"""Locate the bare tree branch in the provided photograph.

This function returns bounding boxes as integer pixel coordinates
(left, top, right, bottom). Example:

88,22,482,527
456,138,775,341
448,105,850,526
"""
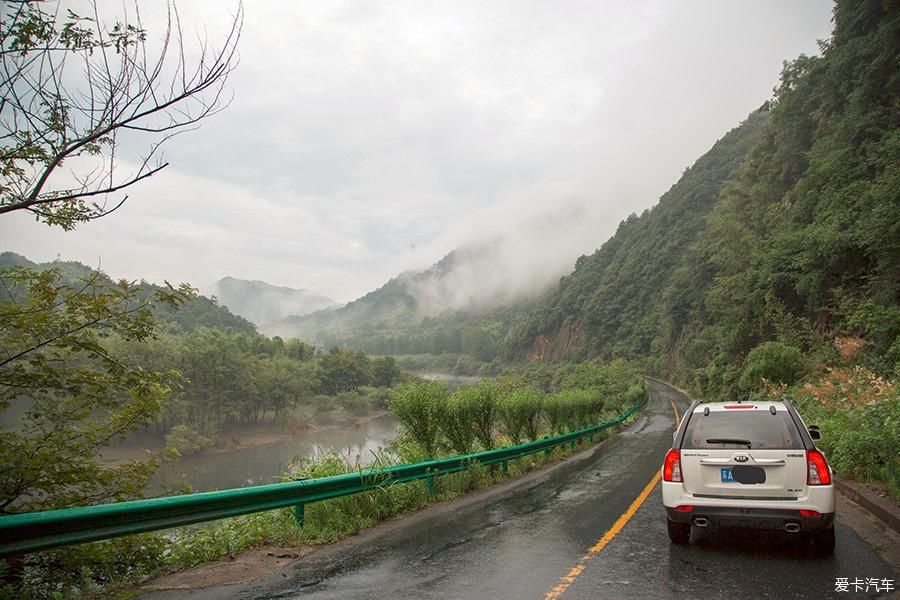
0,0,243,229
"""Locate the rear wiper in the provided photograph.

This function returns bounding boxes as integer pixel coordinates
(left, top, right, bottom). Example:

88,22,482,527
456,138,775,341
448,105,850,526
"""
706,438,752,448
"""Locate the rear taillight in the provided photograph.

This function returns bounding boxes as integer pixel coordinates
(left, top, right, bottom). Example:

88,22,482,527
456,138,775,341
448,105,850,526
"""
799,509,822,517
807,449,832,485
674,505,694,512
663,449,682,482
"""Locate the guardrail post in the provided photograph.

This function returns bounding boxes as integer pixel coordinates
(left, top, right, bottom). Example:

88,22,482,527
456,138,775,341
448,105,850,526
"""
294,503,304,529
502,460,508,475
426,470,435,497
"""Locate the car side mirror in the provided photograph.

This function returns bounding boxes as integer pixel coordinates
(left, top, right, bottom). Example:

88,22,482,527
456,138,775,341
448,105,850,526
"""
809,426,821,441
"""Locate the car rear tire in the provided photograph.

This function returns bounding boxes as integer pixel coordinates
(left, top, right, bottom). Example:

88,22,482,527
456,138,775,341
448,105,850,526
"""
809,526,835,557
667,519,690,545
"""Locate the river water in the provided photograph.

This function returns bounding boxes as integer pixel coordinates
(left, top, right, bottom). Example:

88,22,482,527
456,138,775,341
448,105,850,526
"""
104,414,400,495
107,373,474,495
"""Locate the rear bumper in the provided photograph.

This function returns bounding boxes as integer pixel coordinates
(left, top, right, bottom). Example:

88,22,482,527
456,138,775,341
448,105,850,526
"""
665,505,834,531
661,479,835,531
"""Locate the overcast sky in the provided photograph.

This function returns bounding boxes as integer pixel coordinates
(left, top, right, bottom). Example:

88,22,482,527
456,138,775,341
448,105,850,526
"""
1,0,834,303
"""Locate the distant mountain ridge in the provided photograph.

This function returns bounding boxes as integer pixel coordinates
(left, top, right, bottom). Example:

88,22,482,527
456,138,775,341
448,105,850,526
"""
1,252,257,335
258,241,549,347
212,277,340,327
260,202,602,347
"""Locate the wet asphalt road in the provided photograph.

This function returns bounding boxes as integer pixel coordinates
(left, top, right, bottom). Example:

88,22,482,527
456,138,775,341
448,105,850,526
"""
145,380,898,599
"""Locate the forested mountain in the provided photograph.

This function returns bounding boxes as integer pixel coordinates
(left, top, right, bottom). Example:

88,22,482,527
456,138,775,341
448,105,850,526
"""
211,276,340,327
0,252,257,335
261,245,543,361
503,112,769,364
504,0,899,396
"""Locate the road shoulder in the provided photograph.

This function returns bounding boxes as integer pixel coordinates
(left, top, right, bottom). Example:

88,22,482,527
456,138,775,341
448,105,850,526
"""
836,489,900,591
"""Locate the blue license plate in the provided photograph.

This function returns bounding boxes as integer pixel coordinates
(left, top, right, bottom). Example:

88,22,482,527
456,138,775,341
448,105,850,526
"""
721,467,735,482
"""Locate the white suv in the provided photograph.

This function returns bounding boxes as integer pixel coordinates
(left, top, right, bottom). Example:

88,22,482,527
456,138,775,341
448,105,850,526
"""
661,399,835,555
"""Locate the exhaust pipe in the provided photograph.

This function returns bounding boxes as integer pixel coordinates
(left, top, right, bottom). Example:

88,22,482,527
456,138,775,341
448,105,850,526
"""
784,522,801,533
694,517,709,527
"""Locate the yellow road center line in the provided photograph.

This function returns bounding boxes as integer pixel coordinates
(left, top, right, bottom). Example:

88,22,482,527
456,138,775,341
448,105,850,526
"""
544,472,660,600
544,395,682,600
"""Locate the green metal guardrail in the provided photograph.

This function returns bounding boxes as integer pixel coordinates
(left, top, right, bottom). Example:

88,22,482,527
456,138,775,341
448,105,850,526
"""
0,394,647,557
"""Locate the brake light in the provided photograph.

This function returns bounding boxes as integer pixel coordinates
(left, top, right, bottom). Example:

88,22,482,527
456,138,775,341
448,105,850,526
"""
663,449,682,482
724,404,754,409
674,505,694,512
807,449,832,485
799,509,822,517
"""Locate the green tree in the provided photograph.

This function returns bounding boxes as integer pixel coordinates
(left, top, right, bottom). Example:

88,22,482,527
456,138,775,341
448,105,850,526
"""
388,380,446,457
317,348,372,395
0,267,192,512
0,0,242,516
739,341,806,391
371,356,401,387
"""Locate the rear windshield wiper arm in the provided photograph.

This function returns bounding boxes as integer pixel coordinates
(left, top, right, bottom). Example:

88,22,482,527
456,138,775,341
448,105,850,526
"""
705,438,752,448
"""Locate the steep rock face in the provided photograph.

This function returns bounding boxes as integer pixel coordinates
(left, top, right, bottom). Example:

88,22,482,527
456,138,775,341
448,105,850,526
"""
528,319,582,362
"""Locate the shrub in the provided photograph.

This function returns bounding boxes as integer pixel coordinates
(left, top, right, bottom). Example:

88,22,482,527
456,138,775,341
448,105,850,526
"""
440,391,479,454
772,367,900,500
497,388,544,444
165,424,215,455
452,381,499,450
739,341,805,391
388,380,447,457
542,393,574,434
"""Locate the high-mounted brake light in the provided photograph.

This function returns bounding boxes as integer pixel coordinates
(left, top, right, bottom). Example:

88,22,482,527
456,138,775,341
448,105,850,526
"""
724,404,755,409
663,449,682,482
807,449,832,485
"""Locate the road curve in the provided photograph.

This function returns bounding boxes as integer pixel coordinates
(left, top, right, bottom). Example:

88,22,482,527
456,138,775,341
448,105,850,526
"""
140,380,897,599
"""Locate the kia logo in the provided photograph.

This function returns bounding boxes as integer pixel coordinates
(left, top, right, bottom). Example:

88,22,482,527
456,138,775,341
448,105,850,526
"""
735,455,749,463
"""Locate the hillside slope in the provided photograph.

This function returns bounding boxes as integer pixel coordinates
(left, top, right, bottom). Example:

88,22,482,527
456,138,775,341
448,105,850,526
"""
504,0,899,396
261,244,544,360
503,111,769,364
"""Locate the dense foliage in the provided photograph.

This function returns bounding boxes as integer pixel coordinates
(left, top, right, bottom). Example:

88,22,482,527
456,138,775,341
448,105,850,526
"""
388,361,646,457
504,0,899,395
0,267,193,513
764,364,899,497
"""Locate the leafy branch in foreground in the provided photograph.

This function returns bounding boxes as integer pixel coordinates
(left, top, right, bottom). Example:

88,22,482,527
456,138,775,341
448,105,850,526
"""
0,266,195,513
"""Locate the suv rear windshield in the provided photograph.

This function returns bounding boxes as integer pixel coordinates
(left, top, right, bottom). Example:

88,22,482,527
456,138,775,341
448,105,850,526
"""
681,410,803,450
